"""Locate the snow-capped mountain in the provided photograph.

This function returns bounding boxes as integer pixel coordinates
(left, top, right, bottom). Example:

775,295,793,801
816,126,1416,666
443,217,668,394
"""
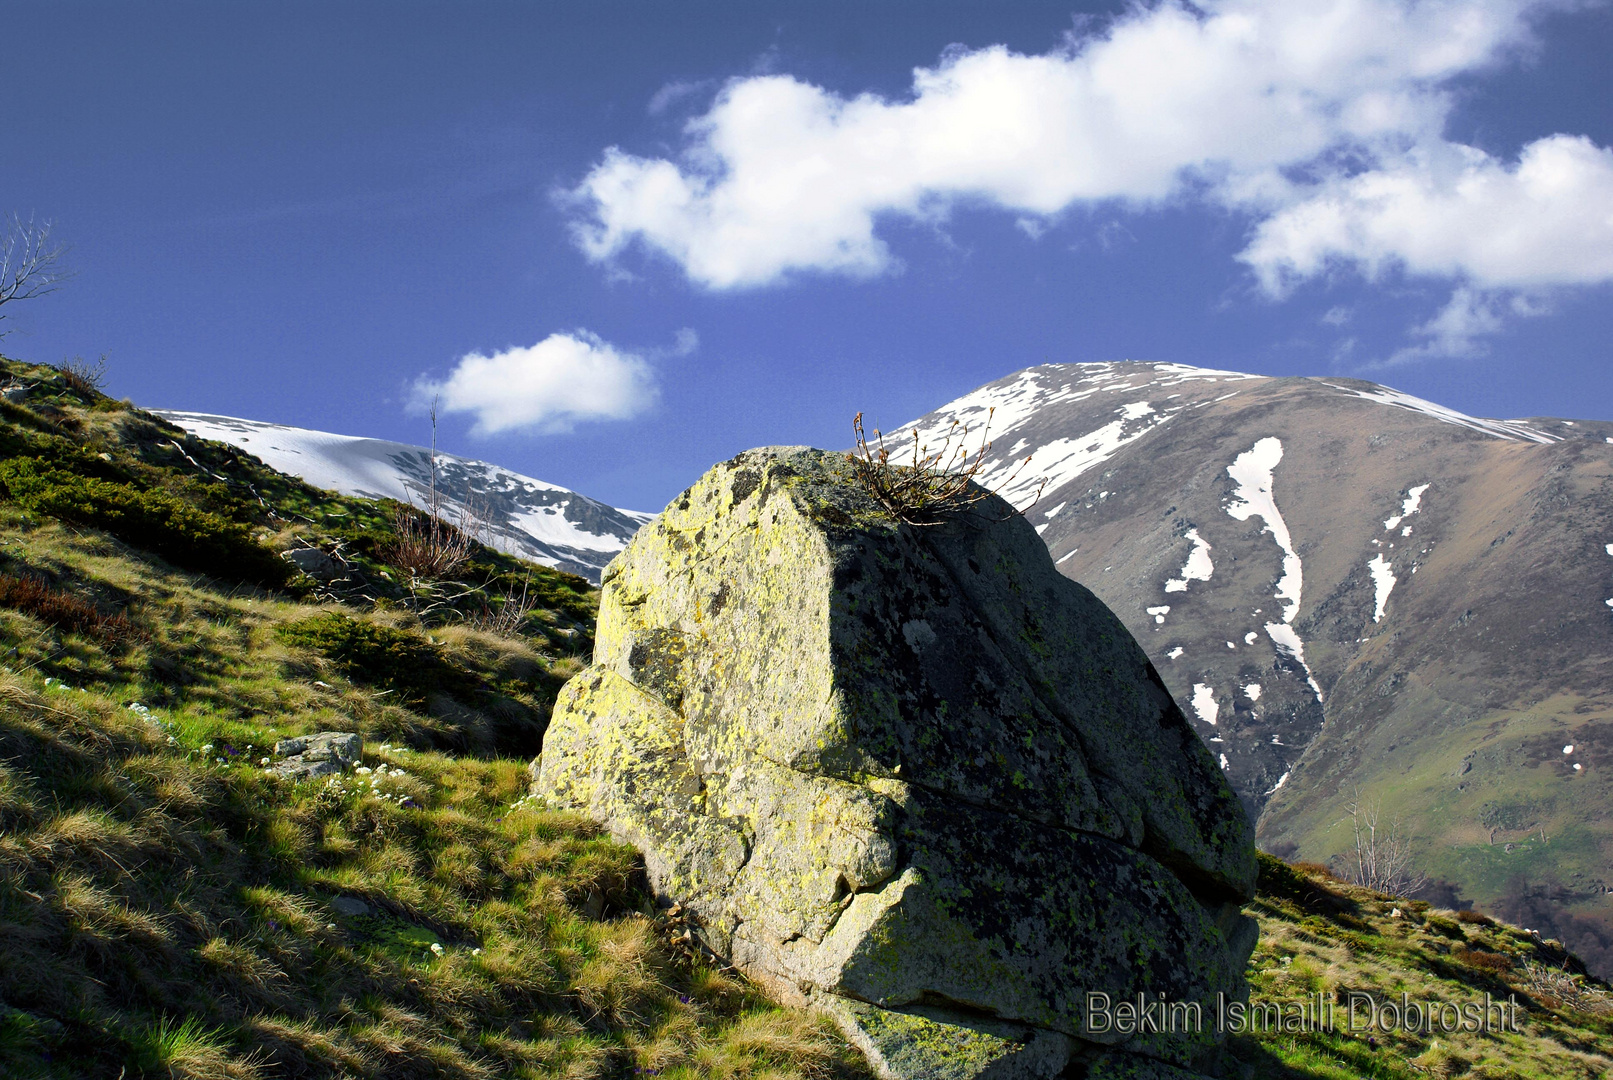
898,362,1613,960
155,412,653,582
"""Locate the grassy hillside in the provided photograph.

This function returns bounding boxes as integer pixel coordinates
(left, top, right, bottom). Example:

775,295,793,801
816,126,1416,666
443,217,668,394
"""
1231,855,1613,1079
0,358,864,1079
2,355,1612,1079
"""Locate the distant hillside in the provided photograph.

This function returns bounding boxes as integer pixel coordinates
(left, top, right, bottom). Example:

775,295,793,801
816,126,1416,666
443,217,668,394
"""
155,411,653,583
900,361,1613,973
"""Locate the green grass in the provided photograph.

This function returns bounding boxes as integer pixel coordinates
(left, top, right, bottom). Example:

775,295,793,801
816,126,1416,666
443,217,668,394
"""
0,355,866,1079
3,352,1612,1079
1229,854,1613,1078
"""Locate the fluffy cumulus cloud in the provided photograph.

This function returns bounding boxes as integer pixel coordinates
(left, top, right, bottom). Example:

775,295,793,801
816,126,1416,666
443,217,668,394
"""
566,0,1613,356
415,331,658,436
1242,135,1613,293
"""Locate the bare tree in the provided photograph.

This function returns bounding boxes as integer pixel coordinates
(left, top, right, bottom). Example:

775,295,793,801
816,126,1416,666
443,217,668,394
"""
1343,794,1428,897
0,215,73,336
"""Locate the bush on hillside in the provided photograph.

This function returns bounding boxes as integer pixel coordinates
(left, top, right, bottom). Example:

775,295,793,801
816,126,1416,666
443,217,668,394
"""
0,457,290,588
277,613,470,703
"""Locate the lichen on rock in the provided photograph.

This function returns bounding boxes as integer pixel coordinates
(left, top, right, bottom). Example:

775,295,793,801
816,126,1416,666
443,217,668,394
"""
531,447,1257,1079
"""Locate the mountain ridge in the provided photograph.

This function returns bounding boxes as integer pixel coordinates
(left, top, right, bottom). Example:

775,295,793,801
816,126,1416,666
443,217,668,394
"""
898,361,1613,972
154,411,652,583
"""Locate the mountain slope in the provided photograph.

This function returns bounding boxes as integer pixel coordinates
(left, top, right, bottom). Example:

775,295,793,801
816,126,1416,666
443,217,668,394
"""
898,361,1613,969
155,412,653,583
0,357,866,1080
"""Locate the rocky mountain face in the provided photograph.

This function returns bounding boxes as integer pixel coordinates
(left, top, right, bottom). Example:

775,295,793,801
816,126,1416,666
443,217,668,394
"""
155,411,652,582
533,447,1257,1080
897,362,1613,969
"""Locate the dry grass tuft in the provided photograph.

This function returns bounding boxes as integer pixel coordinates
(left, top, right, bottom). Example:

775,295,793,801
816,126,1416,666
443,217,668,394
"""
0,571,137,643
849,410,1046,525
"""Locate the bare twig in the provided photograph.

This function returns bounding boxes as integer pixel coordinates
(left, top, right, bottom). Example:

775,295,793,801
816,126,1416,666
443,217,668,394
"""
55,355,105,396
464,576,539,635
378,400,478,587
0,215,74,336
1342,793,1428,898
850,409,1047,525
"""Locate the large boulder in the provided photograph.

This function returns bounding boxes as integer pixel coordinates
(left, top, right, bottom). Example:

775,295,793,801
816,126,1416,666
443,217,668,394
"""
532,447,1257,1078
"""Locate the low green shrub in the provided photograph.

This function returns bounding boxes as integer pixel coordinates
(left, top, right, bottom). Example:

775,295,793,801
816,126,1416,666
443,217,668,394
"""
0,457,289,587
277,613,470,703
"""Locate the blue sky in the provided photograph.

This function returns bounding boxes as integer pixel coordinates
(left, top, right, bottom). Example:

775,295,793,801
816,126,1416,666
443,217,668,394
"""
3,0,1610,511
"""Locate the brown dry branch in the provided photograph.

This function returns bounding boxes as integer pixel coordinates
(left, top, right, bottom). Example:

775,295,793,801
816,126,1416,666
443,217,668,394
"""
1342,794,1428,898
380,503,476,582
378,400,484,586
850,409,1047,525
55,355,106,397
0,214,74,336
463,576,540,636
1519,959,1610,1013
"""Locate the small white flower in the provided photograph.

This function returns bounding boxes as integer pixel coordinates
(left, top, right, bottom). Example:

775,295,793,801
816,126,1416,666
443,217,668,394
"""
430,942,444,956
259,757,271,766
355,766,373,775
472,948,482,956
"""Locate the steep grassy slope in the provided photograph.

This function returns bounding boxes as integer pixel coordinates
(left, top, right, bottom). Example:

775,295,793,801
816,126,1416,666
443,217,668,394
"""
1231,856,1613,1079
4,354,1613,1079
0,358,866,1079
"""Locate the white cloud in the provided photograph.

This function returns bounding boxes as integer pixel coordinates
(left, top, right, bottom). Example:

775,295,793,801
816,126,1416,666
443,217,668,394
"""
648,80,709,117
1387,287,1506,363
566,0,1562,290
415,330,659,436
1241,135,1613,294
1378,285,1552,364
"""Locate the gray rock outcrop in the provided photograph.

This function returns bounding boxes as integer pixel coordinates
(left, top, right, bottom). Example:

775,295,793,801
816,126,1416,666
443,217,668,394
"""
281,547,342,582
271,731,361,779
532,447,1257,1078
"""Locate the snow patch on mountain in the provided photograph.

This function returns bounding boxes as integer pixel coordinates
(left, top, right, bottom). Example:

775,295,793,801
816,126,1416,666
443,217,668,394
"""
1606,544,1613,611
155,412,653,582
1324,384,1557,444
1164,528,1214,593
1368,553,1396,623
1267,623,1325,701
1191,684,1219,726
892,362,1252,507
1226,438,1302,621
988,409,1174,506
1222,437,1324,703
1384,483,1430,530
